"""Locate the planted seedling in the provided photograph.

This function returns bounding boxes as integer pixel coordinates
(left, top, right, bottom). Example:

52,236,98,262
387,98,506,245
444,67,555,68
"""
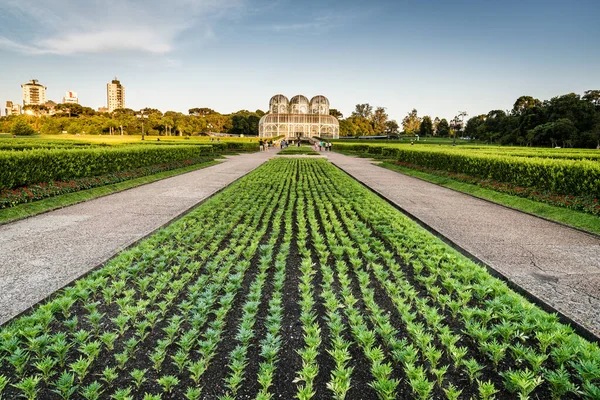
52,371,77,400
157,375,179,393
12,376,41,400
130,369,147,390
80,381,103,400
477,379,499,400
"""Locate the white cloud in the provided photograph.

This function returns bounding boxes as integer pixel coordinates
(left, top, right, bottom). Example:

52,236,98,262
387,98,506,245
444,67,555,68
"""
0,0,244,55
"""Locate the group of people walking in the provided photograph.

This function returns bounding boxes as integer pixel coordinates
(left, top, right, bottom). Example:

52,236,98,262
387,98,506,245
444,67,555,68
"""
259,138,332,152
313,141,333,151
258,139,273,151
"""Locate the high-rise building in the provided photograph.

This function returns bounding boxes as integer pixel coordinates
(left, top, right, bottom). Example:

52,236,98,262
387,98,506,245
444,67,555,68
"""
21,79,47,106
5,101,22,116
107,78,125,112
63,91,79,104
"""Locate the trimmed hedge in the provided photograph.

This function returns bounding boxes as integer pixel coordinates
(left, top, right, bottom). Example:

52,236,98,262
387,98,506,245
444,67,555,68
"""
337,144,600,198
0,145,214,190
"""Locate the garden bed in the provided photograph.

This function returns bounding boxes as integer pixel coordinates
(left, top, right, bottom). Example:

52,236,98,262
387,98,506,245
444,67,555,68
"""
0,159,598,399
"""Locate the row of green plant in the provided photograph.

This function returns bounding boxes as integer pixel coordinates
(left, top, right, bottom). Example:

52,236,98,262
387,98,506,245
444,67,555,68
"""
1,158,599,399
0,159,296,399
307,159,600,399
385,161,600,217
335,143,600,198
0,157,215,209
0,145,216,190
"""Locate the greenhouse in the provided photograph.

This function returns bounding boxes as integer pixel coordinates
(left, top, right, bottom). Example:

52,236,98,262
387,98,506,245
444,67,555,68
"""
258,94,340,139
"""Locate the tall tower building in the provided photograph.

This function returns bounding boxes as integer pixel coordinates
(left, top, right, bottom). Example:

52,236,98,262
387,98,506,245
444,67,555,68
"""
63,91,79,104
21,79,47,106
107,78,125,112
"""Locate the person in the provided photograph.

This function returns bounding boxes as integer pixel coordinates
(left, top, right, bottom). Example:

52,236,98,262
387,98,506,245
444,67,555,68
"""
259,139,264,152
328,142,332,151
297,140,301,147
318,141,322,151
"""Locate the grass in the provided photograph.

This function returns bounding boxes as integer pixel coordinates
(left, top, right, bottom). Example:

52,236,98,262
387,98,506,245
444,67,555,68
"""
379,161,600,236
0,159,220,225
0,134,262,145
278,146,321,155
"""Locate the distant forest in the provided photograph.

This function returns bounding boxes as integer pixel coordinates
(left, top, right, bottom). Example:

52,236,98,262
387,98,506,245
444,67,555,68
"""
2,90,599,147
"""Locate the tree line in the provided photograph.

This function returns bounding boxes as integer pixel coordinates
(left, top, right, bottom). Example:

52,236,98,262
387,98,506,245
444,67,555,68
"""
3,90,599,147
0,105,265,137
335,90,600,148
464,91,600,148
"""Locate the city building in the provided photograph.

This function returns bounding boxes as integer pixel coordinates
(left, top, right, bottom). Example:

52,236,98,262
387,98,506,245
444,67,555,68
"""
5,101,22,116
258,94,339,139
63,91,79,104
107,78,125,112
97,107,109,113
21,79,47,106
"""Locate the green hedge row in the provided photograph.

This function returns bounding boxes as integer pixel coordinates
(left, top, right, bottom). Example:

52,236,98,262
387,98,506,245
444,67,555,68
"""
337,144,600,198
0,145,215,190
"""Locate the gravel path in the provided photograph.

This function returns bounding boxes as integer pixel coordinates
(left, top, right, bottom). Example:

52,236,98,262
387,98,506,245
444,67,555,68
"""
326,152,600,338
0,151,276,326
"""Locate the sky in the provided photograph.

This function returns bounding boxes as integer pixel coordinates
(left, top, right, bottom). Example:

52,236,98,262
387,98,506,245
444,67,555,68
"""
0,0,598,122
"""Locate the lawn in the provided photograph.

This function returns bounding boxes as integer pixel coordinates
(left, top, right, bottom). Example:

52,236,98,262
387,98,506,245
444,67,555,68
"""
0,159,598,399
278,146,321,155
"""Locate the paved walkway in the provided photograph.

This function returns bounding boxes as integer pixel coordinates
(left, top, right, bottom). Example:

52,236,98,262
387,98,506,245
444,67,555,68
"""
326,152,600,338
0,151,277,326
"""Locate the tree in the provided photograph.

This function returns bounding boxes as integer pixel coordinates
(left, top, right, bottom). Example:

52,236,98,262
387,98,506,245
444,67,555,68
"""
527,118,577,147
372,107,388,134
188,108,217,116
465,115,486,139
329,109,343,119
402,109,421,134
450,116,463,140
433,117,440,135
583,90,600,107
230,115,249,135
11,117,36,135
352,104,373,120
437,118,450,137
40,117,61,135
384,120,399,135
419,116,433,137
512,96,541,116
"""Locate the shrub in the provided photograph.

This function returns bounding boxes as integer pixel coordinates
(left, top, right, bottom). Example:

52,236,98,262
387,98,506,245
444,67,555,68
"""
10,118,36,136
0,145,212,190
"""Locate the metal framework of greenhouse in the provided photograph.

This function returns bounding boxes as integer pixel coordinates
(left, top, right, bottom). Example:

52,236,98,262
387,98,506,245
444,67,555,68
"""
259,94,340,140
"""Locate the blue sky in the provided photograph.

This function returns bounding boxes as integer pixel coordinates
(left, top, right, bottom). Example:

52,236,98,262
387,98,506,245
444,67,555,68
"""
0,0,598,122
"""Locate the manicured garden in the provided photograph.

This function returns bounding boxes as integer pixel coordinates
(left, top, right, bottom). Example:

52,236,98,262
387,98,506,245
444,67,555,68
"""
0,137,258,221
1,158,598,399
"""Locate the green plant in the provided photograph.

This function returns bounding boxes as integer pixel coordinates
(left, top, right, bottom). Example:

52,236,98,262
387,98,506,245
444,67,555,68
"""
157,375,179,393
477,379,499,400
443,383,462,400
544,366,578,400
130,369,147,390
52,371,77,400
12,376,41,400
463,358,484,383
501,368,543,400
80,381,103,400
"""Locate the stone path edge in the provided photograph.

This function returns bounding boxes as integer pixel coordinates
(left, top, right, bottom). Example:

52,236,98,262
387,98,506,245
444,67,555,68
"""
0,159,223,228
0,162,253,329
330,161,600,344
375,160,600,240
